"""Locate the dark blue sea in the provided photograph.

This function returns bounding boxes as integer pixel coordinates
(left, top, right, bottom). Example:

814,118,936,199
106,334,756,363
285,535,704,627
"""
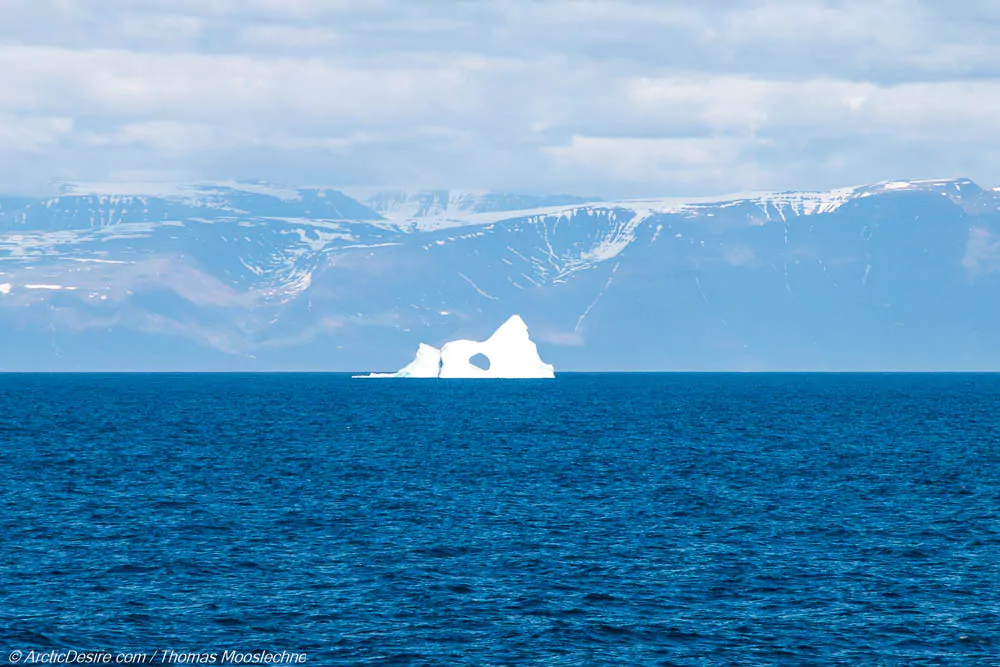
1,373,999,666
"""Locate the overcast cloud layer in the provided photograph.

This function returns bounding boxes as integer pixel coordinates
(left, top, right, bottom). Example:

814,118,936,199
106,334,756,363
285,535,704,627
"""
2,0,1000,197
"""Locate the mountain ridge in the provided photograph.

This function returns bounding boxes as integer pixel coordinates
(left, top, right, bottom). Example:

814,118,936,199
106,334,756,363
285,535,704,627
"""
1,177,998,371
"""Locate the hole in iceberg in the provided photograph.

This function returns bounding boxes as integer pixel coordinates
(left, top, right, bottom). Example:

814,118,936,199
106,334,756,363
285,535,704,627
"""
469,353,491,371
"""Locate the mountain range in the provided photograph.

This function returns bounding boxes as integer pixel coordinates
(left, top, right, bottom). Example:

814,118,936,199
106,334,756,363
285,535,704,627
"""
1,177,999,371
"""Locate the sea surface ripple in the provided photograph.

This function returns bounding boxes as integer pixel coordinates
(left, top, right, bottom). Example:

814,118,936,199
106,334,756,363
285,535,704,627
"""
1,373,998,665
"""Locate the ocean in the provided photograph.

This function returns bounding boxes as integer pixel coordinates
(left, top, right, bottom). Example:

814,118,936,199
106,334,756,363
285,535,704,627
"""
1,373,998,665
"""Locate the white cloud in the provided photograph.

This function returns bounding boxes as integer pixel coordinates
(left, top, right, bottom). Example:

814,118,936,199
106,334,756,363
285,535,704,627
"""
238,24,341,50
0,115,74,152
962,227,1000,277
625,76,1000,142
0,0,998,195
544,135,757,187
0,45,494,128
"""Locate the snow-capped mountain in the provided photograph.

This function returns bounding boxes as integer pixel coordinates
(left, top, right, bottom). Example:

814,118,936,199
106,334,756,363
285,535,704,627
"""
353,189,600,231
1,178,998,370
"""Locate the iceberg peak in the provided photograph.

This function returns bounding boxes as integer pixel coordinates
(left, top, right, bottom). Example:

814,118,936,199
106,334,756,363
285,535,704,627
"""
357,315,554,379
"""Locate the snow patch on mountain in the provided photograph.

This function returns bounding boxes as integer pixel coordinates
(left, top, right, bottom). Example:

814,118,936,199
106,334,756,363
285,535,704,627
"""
63,180,304,202
352,186,869,235
355,190,601,232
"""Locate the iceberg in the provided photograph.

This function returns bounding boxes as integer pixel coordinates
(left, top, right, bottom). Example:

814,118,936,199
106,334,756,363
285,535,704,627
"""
439,315,554,378
363,342,441,378
356,315,554,379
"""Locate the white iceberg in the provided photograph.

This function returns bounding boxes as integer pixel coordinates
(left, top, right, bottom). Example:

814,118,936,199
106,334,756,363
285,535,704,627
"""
356,315,554,379
363,342,442,378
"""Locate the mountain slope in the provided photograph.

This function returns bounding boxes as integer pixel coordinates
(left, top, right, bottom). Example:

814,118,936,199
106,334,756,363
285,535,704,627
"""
1,178,998,370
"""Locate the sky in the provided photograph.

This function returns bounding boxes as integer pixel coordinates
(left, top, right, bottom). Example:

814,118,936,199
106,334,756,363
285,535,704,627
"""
2,0,1000,198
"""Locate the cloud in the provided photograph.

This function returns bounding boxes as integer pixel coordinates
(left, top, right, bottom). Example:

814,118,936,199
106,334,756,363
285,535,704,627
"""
0,0,999,196
722,245,756,267
626,76,1000,141
0,115,74,152
543,136,762,191
962,227,1000,277
533,329,585,347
